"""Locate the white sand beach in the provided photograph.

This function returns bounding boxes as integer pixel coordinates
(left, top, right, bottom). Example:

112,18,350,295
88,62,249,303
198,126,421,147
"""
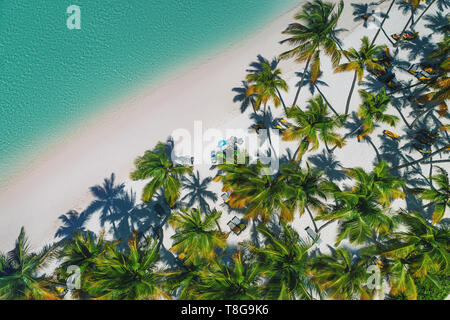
0,0,448,258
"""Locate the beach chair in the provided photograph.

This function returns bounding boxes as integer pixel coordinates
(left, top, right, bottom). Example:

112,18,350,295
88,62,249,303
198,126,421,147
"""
221,191,232,203
416,144,431,154
227,216,246,235
408,63,421,76
305,226,322,245
383,130,400,140
211,151,217,164
391,31,418,41
373,48,392,68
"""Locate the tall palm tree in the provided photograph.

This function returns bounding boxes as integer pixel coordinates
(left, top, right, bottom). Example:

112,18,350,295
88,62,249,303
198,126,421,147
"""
246,61,289,118
244,223,321,300
214,161,294,223
334,36,386,115
55,230,109,299
130,142,193,207
411,166,449,224
195,250,263,300
0,227,59,300
357,88,399,139
89,233,168,300
86,173,125,234
371,0,396,45
283,95,346,161
375,210,450,299
280,161,337,231
279,0,344,107
309,248,376,300
168,208,227,265
316,161,405,245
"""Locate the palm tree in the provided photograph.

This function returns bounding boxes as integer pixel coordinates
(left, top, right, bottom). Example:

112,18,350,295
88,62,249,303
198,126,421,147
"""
194,250,263,300
371,0,396,45
214,161,294,223
411,166,449,224
244,223,321,300
316,161,405,245
375,210,450,299
86,173,125,234
309,248,376,300
0,227,59,300
55,230,109,299
89,233,168,300
357,88,399,139
130,142,193,207
163,258,208,299
334,36,386,115
168,208,227,265
279,0,344,106
181,171,218,213
280,161,337,231
282,95,346,161
246,60,289,118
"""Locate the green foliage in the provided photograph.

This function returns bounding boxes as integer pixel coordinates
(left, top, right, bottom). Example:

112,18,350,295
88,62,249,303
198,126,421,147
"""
130,142,193,206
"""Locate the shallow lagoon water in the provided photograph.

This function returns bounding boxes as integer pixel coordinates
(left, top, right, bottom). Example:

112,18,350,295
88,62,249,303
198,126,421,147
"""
0,0,296,183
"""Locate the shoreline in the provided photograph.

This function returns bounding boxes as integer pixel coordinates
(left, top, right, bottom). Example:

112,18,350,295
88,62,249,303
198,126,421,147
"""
0,1,299,188
0,1,306,251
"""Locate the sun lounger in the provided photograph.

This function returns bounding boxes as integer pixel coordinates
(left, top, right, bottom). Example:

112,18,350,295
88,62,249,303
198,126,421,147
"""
305,226,322,245
383,130,399,140
391,31,418,41
221,191,232,203
227,216,246,235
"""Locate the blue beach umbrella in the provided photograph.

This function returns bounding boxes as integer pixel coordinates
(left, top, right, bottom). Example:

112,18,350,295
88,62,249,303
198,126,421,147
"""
218,140,227,148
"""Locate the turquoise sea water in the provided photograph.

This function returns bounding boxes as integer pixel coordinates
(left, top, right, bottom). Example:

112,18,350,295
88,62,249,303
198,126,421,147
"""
0,0,297,183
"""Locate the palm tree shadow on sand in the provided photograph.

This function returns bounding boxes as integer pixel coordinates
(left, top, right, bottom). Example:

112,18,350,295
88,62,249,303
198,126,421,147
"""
180,171,218,213
54,210,91,241
350,2,383,28
84,173,125,235
423,11,450,35
307,149,347,182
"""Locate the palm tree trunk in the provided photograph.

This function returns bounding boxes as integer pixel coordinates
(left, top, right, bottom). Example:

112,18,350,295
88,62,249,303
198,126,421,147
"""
371,0,396,45
394,11,414,47
422,159,450,165
318,219,334,232
410,105,435,128
276,88,287,114
344,72,358,115
314,83,340,116
393,105,411,129
381,26,395,46
366,136,382,162
306,207,319,233
262,103,267,127
393,145,449,170
411,0,436,29
292,57,312,107
429,156,433,184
